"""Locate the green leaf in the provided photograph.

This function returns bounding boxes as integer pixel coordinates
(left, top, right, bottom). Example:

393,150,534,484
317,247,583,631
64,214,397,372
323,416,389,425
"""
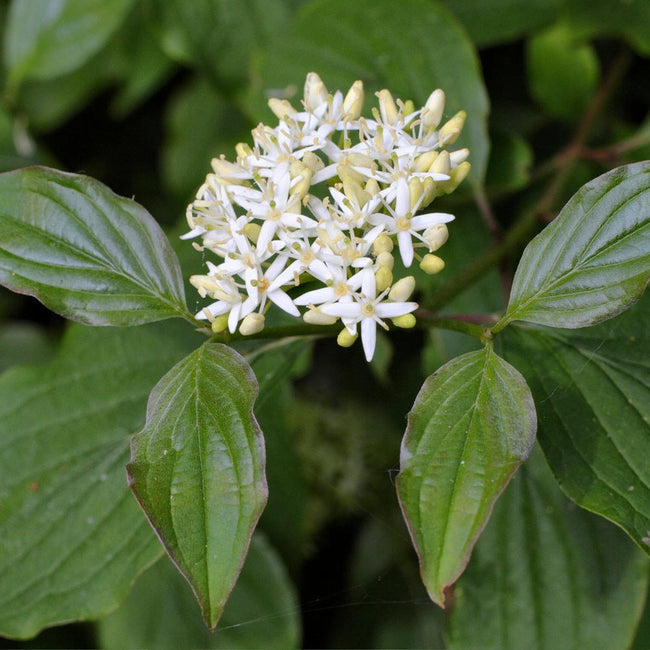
396,346,536,606
441,0,558,47
0,321,199,639
152,0,290,89
251,0,490,186
500,162,650,330
4,0,135,88
527,24,600,122
127,343,268,630
448,447,650,650
0,167,189,326
0,321,55,372
500,293,650,554
563,0,650,56
97,533,301,649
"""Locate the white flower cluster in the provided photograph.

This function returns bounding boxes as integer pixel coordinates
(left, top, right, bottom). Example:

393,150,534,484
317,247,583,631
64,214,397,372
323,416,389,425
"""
184,72,470,361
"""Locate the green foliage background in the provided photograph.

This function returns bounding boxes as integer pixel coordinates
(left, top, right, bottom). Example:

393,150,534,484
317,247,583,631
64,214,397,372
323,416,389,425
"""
1,0,650,648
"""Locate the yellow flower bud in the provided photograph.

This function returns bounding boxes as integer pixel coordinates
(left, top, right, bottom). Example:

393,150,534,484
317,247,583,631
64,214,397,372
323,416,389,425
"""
337,328,358,348
268,98,296,120
343,80,364,120
439,110,466,146
376,89,399,124
450,148,470,167
243,222,261,244
420,254,446,274
402,99,416,116
235,142,252,158
389,276,416,301
302,151,325,173
303,307,338,325
392,313,417,329
365,178,380,196
430,150,450,175
373,233,394,255
211,314,229,333
423,223,449,252
239,312,265,336
304,72,328,110
375,266,393,292
376,251,394,270
422,89,445,129
414,150,439,173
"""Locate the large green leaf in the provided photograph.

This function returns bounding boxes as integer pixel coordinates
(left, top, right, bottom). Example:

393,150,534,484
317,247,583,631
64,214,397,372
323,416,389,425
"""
127,343,268,630
152,0,290,89
448,448,650,650
0,167,189,326
3,0,135,88
500,293,650,554
396,346,536,606
97,533,301,649
442,0,558,47
250,0,490,186
499,162,650,331
527,23,600,122
0,321,199,639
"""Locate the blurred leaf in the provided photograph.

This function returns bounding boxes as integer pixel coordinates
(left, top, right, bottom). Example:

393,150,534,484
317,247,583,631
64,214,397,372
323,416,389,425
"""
449,447,650,650
162,77,250,201
0,321,55,372
152,0,291,89
527,23,600,121
441,0,559,47
502,162,650,330
4,0,135,89
251,0,490,186
0,321,199,639
97,533,301,649
501,292,650,555
485,128,534,192
397,346,536,605
0,167,189,326
128,343,267,629
0,109,52,171
563,0,650,56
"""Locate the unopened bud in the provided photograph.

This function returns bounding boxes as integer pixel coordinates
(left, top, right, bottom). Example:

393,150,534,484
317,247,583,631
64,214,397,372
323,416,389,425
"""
439,110,466,145
235,142,252,158
337,328,358,348
343,80,364,120
243,222,261,244
303,307,337,325
268,98,296,120
376,89,399,124
392,313,417,329
373,233,394,255
408,178,424,210
365,177,380,196
422,89,445,128
421,177,436,207
402,99,415,116
290,159,313,198
420,254,446,274
423,223,449,251
450,148,470,167
239,312,265,336
211,314,229,333
302,151,325,173
376,251,394,270
414,150,439,173
375,266,393,292
389,276,416,301
337,164,365,186
304,72,328,110
430,150,450,175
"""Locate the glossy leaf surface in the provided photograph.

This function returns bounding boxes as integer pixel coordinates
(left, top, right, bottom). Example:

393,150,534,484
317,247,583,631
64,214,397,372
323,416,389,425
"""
397,346,536,606
0,167,188,326
449,448,649,649
503,162,650,329
128,343,267,629
501,293,650,554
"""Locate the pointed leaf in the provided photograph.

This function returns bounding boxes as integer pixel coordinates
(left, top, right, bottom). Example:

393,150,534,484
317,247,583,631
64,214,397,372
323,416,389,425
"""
127,343,267,629
502,162,650,329
397,346,536,606
0,167,189,325
449,448,649,650
97,533,301,649
0,321,198,639
501,292,650,554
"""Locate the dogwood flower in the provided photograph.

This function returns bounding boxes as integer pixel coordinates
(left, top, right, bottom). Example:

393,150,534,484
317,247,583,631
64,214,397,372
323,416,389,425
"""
184,72,470,360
